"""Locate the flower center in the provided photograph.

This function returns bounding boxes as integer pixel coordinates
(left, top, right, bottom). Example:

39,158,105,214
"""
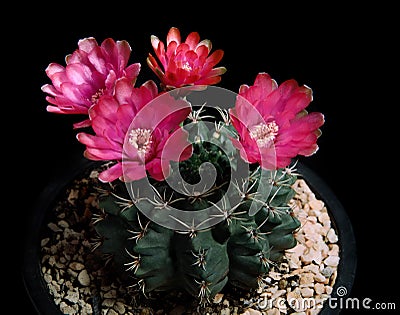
91,88,104,105
249,121,279,147
129,128,153,157
182,61,192,71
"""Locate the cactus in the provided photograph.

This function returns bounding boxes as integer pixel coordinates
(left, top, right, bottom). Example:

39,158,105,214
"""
41,29,324,308
92,116,301,304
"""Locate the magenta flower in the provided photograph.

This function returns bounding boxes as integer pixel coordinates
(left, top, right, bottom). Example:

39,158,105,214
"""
147,27,226,89
42,37,141,128
77,78,192,182
229,73,325,169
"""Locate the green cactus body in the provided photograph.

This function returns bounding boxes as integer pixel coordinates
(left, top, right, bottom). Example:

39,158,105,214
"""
93,119,301,304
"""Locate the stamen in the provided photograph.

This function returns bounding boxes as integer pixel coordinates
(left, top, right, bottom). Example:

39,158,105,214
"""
182,61,192,71
249,121,279,147
91,88,104,105
129,128,153,157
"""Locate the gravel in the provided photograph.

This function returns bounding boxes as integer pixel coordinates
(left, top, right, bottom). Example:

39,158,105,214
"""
39,166,340,314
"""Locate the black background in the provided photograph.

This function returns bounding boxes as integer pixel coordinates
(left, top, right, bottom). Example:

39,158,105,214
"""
10,3,398,314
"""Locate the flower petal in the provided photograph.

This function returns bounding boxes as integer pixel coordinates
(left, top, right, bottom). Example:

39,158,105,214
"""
146,158,171,181
122,160,147,181
160,128,192,162
185,31,200,49
98,162,123,182
167,27,181,45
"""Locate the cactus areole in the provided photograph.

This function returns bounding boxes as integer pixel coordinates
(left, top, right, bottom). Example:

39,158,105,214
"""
41,28,325,305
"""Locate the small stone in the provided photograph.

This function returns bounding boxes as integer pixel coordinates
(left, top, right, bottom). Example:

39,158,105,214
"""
245,309,262,315
81,302,93,314
278,278,288,289
301,248,321,265
290,243,307,257
306,216,318,224
103,289,117,299
321,266,334,277
213,293,224,303
47,222,62,232
324,255,340,267
65,289,79,303
266,309,280,315
309,199,324,210
304,237,318,248
107,309,118,315
288,258,301,269
55,262,65,269
41,237,50,247
299,273,314,287
302,264,319,274
262,276,273,285
65,280,73,290
328,244,340,256
114,301,126,314
77,269,90,286
43,273,52,283
90,170,99,178
69,261,85,271
327,228,339,243
318,212,331,225
49,281,61,298
300,287,314,298
58,219,70,228
48,256,56,266
141,308,152,315
59,301,76,314
102,299,115,307
319,241,330,258
269,271,282,281
314,283,325,295
68,189,79,205
271,289,286,299
325,285,333,294
221,308,230,315
313,272,327,283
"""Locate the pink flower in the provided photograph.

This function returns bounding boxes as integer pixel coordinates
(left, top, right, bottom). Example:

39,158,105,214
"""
77,78,192,182
42,37,141,128
229,73,325,169
147,27,226,89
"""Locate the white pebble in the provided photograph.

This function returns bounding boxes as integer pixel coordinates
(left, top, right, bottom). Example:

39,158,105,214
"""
327,228,339,243
77,269,90,286
324,255,340,267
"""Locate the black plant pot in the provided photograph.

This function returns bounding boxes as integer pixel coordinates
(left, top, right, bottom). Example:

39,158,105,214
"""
21,155,357,315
